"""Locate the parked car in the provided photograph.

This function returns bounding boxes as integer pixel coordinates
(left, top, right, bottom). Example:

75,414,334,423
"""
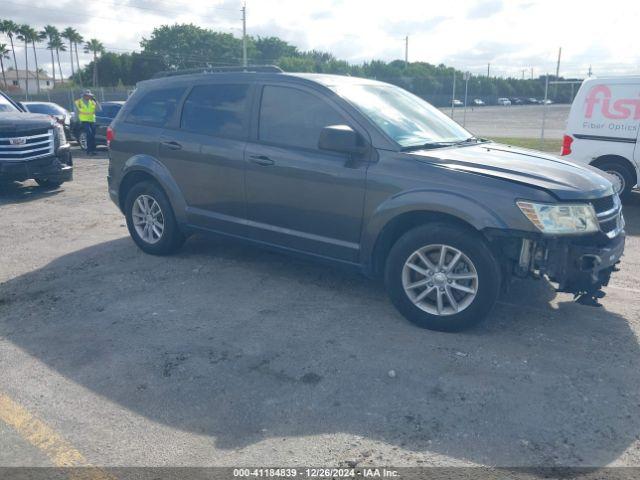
23,101,72,139
509,97,524,105
72,101,124,150
525,97,541,104
542,99,554,105
497,97,512,106
108,68,625,332
0,91,72,188
562,75,639,200
452,99,463,107
472,98,485,106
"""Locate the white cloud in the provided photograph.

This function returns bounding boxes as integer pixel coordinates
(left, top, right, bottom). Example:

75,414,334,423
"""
3,0,639,79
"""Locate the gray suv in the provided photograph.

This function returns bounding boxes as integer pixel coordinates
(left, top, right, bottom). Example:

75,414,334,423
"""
107,66,625,331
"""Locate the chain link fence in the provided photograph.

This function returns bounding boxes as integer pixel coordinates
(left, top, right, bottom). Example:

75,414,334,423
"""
19,86,133,111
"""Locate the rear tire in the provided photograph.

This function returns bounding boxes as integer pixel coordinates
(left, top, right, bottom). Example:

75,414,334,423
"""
596,161,635,201
34,178,62,188
384,223,501,332
124,181,185,255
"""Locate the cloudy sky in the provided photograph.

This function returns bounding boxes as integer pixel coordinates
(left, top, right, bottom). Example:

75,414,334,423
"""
3,0,639,79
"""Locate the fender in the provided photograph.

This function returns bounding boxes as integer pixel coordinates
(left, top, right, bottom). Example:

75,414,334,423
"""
120,154,189,225
360,188,509,264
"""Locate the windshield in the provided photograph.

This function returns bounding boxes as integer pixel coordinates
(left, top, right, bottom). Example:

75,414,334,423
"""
330,83,472,148
0,94,20,113
25,103,66,115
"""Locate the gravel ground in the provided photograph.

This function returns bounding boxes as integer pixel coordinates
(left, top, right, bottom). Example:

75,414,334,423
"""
0,150,639,469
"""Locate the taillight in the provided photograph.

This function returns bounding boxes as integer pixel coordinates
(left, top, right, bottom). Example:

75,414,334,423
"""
106,127,114,147
560,134,573,156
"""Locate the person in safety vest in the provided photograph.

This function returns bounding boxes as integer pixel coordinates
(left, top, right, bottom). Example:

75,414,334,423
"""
74,89,101,155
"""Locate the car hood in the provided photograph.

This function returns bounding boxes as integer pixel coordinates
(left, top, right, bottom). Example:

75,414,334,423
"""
0,112,53,134
407,142,614,200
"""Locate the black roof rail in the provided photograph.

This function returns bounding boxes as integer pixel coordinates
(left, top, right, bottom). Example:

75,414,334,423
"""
152,65,284,79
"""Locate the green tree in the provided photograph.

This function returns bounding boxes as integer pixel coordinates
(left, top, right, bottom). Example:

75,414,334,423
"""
41,25,59,85
84,38,105,87
141,24,243,70
16,24,37,95
0,20,19,79
72,31,84,86
0,43,9,89
60,28,75,81
252,36,297,64
51,36,66,85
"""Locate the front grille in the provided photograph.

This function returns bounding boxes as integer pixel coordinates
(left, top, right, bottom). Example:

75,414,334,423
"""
590,195,615,213
591,195,624,239
0,129,55,162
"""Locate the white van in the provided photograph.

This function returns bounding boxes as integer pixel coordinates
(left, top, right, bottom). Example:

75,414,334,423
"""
561,76,640,200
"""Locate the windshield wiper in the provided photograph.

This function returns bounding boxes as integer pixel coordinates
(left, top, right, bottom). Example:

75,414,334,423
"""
455,136,488,145
400,141,458,152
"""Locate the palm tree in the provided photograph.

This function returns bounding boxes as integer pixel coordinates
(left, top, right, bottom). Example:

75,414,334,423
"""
40,25,59,85
72,31,84,87
61,27,76,83
52,39,66,85
0,43,9,89
16,25,31,96
84,38,104,87
0,20,19,79
18,25,41,95
29,27,43,94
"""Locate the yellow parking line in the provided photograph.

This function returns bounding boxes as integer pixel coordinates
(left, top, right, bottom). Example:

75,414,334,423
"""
0,392,115,479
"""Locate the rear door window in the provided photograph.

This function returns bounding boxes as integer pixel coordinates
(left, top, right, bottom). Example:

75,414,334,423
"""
126,87,185,127
258,85,346,150
180,83,250,139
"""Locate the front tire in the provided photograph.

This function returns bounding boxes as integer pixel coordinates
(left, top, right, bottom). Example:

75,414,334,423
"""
385,223,501,332
124,181,185,255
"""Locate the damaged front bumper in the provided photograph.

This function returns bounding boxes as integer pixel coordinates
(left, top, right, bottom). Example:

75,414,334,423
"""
510,229,625,304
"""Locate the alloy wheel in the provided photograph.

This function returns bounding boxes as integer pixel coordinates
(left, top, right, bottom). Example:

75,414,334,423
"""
402,244,479,316
131,194,165,244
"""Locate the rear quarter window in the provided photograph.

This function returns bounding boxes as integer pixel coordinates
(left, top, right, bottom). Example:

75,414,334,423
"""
126,87,185,127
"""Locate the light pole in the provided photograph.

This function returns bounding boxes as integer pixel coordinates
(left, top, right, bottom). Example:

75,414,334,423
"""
242,2,247,68
450,72,456,118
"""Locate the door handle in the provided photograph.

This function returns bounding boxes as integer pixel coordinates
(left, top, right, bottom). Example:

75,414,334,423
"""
161,140,182,151
249,154,275,166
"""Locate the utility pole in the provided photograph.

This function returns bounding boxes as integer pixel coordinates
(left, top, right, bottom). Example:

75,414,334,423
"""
487,62,490,77
241,2,247,68
588,65,592,77
530,67,533,79
555,47,562,79
554,46,562,98
521,69,526,80
404,36,409,68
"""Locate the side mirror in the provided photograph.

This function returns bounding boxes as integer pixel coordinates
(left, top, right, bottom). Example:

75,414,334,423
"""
318,125,367,155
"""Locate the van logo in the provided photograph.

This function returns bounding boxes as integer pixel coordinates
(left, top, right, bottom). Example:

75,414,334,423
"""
9,137,27,146
585,85,640,120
